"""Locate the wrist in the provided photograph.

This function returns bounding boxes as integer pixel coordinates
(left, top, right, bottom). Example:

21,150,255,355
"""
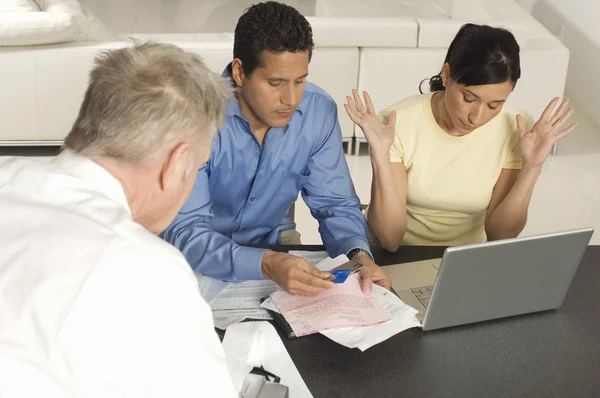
520,163,543,178
370,149,390,162
348,248,373,262
261,250,276,279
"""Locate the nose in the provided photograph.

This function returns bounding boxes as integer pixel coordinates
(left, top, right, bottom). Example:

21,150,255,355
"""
280,84,296,107
468,104,484,126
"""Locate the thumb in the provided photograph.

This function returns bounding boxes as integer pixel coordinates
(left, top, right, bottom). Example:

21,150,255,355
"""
359,267,373,296
516,114,526,138
387,110,397,128
298,259,331,279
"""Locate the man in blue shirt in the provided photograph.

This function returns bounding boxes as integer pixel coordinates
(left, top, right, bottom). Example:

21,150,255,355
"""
163,1,390,296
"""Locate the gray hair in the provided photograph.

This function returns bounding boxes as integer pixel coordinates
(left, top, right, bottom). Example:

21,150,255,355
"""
64,41,232,163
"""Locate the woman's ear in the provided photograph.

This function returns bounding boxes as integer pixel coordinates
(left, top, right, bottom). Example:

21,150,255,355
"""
441,63,451,87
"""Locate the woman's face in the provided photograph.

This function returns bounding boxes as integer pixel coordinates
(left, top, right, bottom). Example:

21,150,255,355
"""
441,63,515,135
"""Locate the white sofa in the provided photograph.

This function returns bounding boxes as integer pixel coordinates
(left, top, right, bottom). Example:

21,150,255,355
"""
0,0,569,154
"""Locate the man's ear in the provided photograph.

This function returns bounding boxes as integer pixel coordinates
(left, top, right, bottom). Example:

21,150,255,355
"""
441,62,451,87
160,142,191,191
231,59,245,87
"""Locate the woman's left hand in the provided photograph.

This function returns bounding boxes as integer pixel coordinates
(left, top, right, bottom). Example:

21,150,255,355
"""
517,97,578,169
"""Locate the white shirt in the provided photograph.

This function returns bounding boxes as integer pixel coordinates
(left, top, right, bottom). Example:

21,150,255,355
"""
0,151,237,398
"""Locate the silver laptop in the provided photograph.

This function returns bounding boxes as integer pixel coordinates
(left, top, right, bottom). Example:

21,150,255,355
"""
387,228,594,331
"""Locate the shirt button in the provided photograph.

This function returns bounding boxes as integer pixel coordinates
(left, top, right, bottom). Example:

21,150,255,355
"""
250,197,255,202
242,227,248,231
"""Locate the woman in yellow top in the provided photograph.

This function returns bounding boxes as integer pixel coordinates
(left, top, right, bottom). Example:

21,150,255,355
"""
345,24,577,250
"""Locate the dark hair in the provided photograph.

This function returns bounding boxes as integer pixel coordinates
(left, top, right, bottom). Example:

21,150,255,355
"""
233,1,314,77
420,24,521,94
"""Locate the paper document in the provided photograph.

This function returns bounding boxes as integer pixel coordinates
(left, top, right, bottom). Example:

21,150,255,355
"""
288,250,329,266
195,273,228,302
260,296,280,314
222,322,313,398
314,254,349,272
210,279,279,311
222,322,262,392
212,308,272,330
259,254,348,315
321,284,421,351
271,274,391,337
196,275,278,329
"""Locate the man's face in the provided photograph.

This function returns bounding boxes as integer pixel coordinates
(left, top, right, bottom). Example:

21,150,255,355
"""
235,50,309,129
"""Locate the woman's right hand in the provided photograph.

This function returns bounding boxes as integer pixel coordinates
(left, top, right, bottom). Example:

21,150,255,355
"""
344,89,397,158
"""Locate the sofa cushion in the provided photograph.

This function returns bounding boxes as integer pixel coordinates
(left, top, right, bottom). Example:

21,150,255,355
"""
312,0,419,47
417,18,529,48
0,11,76,46
36,0,117,41
308,16,418,48
0,0,118,46
0,0,39,12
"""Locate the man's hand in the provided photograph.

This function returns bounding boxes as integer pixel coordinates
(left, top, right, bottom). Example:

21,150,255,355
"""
261,251,336,296
355,252,391,295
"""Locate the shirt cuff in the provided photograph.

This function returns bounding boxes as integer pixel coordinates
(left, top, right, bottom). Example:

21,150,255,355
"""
232,246,268,281
341,237,373,261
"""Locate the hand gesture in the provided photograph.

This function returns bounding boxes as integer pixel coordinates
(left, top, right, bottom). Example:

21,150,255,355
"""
518,97,577,168
344,89,397,157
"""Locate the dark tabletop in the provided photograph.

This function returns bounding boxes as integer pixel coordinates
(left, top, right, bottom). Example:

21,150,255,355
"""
270,245,600,398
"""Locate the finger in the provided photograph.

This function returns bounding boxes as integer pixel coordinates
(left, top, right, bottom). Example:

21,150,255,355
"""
549,98,570,125
352,89,366,114
386,110,397,129
373,273,392,290
294,270,337,291
346,97,362,120
298,260,335,280
363,91,376,115
286,279,331,296
540,97,560,123
552,107,574,130
554,122,578,142
344,103,361,124
516,114,527,137
359,267,373,296
345,95,359,114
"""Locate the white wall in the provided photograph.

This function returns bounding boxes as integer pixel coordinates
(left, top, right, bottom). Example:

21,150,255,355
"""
515,0,538,13
526,0,600,128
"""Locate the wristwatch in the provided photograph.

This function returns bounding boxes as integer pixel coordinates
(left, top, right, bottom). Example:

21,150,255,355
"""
347,248,370,261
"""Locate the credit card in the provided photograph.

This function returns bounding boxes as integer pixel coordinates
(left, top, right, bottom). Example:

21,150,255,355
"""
329,269,352,284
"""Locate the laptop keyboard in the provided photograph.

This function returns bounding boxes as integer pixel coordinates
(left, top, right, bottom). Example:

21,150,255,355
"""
411,286,434,308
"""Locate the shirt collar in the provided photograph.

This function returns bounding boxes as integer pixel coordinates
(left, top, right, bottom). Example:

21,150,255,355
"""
221,62,306,119
52,149,131,216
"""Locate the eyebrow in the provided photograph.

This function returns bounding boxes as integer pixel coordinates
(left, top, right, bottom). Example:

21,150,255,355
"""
267,73,309,82
464,89,506,103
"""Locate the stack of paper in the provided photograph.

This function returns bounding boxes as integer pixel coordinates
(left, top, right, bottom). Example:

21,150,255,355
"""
262,254,423,350
320,284,421,351
196,250,423,347
196,277,278,330
196,251,330,330
271,274,392,337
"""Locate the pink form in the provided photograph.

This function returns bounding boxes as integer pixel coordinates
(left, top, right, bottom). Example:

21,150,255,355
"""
271,274,392,337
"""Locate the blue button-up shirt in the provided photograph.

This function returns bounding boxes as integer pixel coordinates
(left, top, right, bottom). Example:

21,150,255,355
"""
162,67,370,282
